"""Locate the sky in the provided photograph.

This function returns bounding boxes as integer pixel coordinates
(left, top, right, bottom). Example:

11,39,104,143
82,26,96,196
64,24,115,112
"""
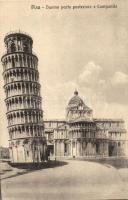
0,0,128,146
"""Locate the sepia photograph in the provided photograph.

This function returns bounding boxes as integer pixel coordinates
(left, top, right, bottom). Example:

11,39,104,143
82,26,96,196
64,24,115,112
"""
0,0,128,199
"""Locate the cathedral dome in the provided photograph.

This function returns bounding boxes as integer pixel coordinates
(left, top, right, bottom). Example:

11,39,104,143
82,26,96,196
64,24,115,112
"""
68,90,86,108
66,90,93,121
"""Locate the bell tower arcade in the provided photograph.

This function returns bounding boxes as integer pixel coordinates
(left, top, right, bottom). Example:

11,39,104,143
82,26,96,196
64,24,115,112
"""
1,32,47,164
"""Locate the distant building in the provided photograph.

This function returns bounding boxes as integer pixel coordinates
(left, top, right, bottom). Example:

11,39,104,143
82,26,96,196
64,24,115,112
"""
0,147,9,159
44,91,127,158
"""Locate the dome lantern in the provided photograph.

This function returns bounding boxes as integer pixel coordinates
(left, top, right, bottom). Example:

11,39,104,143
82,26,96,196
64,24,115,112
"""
74,90,78,96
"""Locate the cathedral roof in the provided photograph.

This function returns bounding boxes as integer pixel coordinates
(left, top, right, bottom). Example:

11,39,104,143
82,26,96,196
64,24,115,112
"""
68,90,85,107
67,90,91,111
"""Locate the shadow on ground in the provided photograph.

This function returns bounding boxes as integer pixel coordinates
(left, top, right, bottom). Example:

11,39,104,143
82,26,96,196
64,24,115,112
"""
1,160,68,180
73,157,128,169
100,158,128,169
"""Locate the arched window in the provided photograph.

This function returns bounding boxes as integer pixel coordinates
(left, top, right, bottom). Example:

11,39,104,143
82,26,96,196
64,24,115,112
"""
22,126,25,132
12,56,15,67
118,142,121,147
23,43,29,52
27,56,30,67
11,42,16,52
17,112,20,118
15,98,18,104
19,97,22,104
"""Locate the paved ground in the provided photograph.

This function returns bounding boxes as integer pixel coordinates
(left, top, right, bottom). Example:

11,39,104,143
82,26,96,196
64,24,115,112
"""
1,160,128,200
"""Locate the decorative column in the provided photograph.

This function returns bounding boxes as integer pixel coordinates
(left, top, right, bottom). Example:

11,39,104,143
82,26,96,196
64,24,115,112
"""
71,139,73,157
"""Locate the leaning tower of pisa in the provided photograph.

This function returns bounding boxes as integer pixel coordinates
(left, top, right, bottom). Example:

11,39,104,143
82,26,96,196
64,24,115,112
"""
1,32,47,164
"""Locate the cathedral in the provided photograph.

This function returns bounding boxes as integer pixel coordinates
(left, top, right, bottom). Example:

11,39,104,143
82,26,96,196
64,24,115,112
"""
44,90,127,158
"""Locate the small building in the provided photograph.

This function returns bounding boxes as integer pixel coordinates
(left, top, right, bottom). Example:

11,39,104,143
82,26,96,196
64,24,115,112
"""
0,146,9,159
